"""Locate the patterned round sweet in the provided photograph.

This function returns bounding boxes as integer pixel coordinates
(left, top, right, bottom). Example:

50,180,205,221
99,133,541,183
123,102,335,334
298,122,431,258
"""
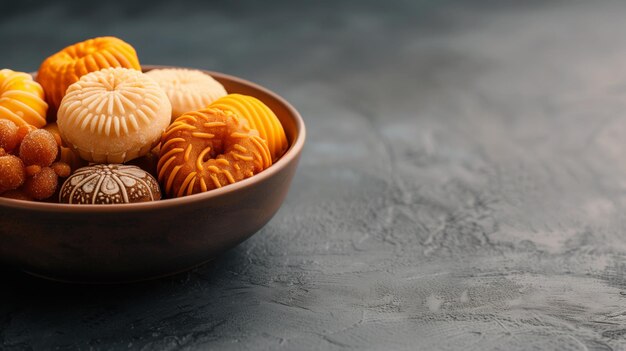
37,36,141,116
59,164,161,204
209,94,288,162
157,107,272,198
145,68,227,120
0,69,48,127
57,67,172,163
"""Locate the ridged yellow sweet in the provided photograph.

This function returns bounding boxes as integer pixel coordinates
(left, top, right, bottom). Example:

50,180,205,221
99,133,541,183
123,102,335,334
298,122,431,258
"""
145,68,227,120
209,94,287,162
37,36,141,117
0,69,48,127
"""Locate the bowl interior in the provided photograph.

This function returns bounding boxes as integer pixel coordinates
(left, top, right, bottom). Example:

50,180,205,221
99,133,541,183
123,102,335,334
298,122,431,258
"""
0,66,306,282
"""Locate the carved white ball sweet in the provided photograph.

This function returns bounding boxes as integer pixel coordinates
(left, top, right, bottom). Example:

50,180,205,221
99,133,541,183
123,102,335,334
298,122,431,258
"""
59,164,161,204
57,67,172,163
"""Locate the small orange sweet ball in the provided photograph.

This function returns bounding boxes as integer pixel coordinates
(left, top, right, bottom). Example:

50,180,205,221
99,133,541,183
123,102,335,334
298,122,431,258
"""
0,155,25,193
19,129,58,167
0,119,20,153
16,124,37,143
37,36,141,117
51,162,71,178
22,166,57,200
24,164,42,177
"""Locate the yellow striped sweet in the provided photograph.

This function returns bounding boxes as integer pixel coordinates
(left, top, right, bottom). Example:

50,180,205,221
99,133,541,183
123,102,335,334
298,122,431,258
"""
37,36,141,117
57,67,171,163
157,107,271,198
145,68,227,120
209,94,287,162
0,69,48,128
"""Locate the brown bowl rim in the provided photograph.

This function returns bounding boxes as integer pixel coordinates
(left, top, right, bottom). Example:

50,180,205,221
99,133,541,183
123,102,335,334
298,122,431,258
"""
0,66,306,213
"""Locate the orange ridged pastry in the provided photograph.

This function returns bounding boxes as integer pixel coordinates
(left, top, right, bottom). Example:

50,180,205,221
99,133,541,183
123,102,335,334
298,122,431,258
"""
0,69,48,127
208,94,288,162
37,36,140,117
157,107,272,198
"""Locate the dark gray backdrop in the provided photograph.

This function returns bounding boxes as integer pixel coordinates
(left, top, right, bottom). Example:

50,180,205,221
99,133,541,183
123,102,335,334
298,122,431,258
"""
1,1,625,350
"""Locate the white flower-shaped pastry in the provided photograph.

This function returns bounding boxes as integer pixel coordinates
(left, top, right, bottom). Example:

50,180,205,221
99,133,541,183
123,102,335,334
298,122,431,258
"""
57,67,172,163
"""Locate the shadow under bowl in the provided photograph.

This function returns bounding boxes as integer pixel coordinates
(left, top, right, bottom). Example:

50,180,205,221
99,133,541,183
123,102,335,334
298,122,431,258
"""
0,65,306,283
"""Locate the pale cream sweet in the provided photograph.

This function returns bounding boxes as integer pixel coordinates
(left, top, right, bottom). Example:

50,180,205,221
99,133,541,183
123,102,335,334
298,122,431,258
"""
145,68,227,120
57,67,172,163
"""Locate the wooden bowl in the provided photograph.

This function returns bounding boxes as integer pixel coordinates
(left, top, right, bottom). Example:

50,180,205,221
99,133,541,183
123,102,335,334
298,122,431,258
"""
0,66,306,283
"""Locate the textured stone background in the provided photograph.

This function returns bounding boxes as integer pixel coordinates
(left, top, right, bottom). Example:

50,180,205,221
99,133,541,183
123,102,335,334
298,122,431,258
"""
1,0,626,350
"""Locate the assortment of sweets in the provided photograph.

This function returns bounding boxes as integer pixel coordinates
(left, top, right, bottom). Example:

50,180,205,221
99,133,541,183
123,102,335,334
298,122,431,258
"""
0,36,288,205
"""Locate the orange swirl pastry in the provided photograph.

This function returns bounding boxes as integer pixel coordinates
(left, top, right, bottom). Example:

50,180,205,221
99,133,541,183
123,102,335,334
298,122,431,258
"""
157,107,272,198
0,69,48,127
37,36,141,116
209,94,287,162
145,68,227,119
57,67,171,163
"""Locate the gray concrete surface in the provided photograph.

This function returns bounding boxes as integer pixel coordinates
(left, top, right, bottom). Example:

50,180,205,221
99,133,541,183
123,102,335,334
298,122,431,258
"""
1,0,625,350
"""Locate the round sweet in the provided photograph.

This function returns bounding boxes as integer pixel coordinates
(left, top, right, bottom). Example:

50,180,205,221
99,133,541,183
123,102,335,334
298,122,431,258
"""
42,122,63,146
59,164,161,204
19,129,58,166
157,107,272,198
25,164,42,177
0,155,25,193
0,119,19,153
51,162,71,178
146,68,227,119
57,67,172,163
22,166,57,200
37,36,141,115
16,124,36,142
209,94,288,162
0,69,48,127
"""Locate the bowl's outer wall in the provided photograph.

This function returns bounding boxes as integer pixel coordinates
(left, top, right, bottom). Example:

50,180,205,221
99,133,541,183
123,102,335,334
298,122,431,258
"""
0,67,304,282
0,156,299,281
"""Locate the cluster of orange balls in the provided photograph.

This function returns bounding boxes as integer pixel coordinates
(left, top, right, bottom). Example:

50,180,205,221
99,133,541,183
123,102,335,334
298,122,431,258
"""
0,120,70,200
